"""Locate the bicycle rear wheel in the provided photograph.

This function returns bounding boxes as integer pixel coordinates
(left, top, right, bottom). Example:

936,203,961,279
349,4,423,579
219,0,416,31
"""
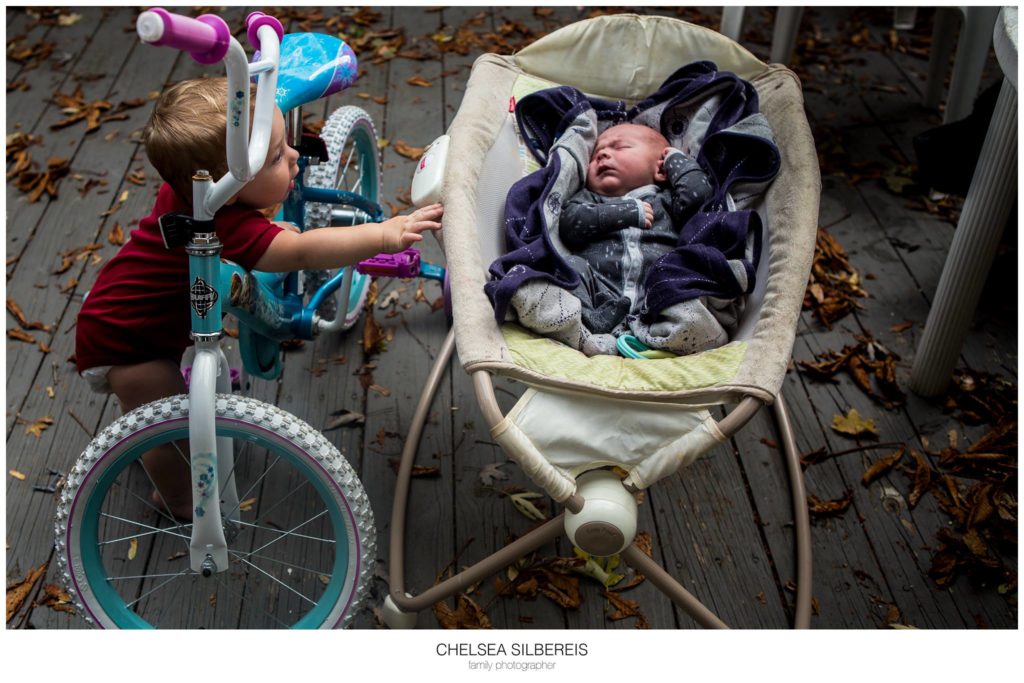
303,105,380,330
54,395,375,629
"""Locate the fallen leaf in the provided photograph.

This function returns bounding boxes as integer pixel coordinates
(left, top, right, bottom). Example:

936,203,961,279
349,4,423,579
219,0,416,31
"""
831,408,879,438
393,140,425,160
907,449,932,509
24,416,54,438
433,592,491,629
9,470,26,480
478,462,508,486
807,491,854,517
889,321,913,333
8,328,36,344
362,310,387,354
37,583,74,614
508,491,547,521
406,75,434,87
862,446,905,485
238,497,257,512
324,409,365,431
6,561,48,622
601,589,650,628
107,222,125,245
127,537,138,560
387,458,441,478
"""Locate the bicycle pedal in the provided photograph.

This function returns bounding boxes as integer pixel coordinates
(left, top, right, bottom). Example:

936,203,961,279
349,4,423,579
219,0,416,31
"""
356,248,421,278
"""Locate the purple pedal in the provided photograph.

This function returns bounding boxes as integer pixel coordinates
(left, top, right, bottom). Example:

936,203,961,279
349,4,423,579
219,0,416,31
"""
356,248,421,278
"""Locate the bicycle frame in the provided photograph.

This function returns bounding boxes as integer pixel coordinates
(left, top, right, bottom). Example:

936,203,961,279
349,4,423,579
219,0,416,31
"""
219,107,384,343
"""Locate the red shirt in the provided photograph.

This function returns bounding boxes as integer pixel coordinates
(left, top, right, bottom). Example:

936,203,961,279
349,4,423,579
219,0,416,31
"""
76,183,282,371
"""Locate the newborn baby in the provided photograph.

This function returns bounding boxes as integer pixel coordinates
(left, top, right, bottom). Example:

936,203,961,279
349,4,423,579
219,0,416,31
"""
558,123,712,334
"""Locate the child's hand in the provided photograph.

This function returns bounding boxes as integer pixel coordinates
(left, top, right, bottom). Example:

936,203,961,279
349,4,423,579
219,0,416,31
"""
379,203,443,252
642,201,653,228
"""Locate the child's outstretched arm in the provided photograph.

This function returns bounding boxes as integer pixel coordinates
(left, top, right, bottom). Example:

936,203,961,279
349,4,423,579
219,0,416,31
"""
254,203,443,272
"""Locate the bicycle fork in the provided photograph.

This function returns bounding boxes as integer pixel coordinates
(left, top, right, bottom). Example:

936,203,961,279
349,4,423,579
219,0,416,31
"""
185,173,240,576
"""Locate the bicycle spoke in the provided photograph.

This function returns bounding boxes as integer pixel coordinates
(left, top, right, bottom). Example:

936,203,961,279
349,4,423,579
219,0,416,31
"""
97,522,191,545
232,518,335,544
223,453,283,522
107,572,193,581
248,477,313,527
339,144,355,182
227,549,333,578
124,568,191,608
244,509,330,558
233,555,317,607
129,451,190,539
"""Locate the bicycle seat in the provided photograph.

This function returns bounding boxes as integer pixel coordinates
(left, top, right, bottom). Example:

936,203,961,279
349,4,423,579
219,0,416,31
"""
271,33,358,113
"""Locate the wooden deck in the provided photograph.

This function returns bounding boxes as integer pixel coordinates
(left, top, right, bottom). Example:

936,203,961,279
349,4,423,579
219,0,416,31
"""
5,6,1016,630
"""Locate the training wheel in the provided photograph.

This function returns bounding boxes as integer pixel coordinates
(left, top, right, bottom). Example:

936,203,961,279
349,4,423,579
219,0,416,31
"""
383,595,418,629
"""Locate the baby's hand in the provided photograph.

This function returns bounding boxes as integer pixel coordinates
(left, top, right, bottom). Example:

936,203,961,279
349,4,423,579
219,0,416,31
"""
642,201,653,229
380,203,443,252
659,146,674,170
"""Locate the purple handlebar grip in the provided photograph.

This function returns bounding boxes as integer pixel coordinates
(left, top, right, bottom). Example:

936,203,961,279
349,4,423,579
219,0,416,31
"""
245,12,284,52
143,8,230,65
355,248,421,278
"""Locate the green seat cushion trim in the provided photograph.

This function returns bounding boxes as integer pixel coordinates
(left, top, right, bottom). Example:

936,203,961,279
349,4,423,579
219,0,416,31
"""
502,324,745,393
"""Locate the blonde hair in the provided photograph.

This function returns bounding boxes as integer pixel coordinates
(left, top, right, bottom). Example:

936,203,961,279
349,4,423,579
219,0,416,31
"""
142,77,255,202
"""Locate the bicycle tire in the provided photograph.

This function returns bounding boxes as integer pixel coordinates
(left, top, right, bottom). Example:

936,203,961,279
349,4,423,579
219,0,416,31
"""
54,394,375,629
303,105,381,330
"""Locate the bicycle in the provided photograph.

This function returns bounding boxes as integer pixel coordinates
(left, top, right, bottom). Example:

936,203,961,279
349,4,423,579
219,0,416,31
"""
53,9,438,629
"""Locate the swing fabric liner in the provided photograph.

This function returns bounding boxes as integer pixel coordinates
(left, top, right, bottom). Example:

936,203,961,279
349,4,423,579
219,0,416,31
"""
439,14,819,498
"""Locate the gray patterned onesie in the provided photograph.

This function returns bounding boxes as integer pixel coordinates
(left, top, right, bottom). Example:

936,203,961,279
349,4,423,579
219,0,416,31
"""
558,149,712,333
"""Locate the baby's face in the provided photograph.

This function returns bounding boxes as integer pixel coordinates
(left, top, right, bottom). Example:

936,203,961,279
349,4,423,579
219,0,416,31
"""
586,124,666,197
234,108,300,209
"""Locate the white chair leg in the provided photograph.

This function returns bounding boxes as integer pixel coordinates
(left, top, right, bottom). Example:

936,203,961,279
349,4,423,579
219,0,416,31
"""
924,7,959,109
769,6,804,65
910,79,1017,396
720,5,745,41
943,6,1000,123
382,594,418,629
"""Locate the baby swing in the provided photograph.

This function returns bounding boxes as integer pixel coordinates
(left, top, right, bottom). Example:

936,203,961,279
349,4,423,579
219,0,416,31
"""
386,13,819,628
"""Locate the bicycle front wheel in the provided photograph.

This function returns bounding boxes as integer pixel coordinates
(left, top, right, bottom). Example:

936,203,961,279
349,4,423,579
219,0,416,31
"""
54,395,375,629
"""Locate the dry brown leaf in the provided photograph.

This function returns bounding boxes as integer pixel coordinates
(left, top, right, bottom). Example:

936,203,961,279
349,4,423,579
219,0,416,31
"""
807,491,854,517
889,321,913,333
6,561,48,622
907,449,932,509
107,222,125,245
8,328,36,344
361,310,387,355
433,592,492,629
862,446,905,485
37,583,75,614
24,416,54,438
387,458,441,478
393,140,425,160
601,589,650,628
406,75,434,87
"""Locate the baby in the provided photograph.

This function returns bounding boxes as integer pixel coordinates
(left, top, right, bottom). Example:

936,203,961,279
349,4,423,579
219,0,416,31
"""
558,123,711,334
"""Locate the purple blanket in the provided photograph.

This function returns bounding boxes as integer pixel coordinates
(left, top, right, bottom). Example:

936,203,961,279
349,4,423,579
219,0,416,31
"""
485,61,781,326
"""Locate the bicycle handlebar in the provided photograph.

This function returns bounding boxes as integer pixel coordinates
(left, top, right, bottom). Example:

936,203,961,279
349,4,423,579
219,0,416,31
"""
136,8,231,64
